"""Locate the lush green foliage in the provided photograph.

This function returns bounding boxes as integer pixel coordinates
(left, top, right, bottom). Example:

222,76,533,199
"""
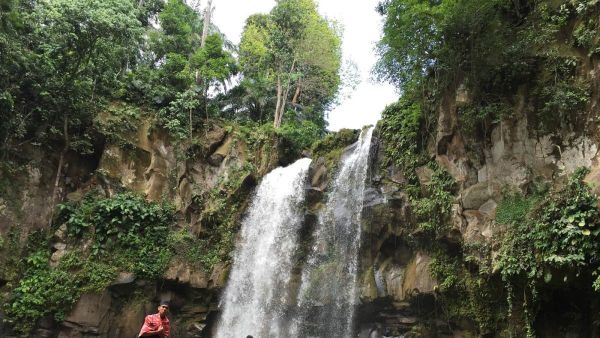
374,0,600,334
495,191,542,226
1,0,144,158
493,168,600,335
410,163,455,236
497,168,600,281
1,0,341,163
238,0,342,128
191,162,256,268
378,98,455,236
376,0,597,137
94,103,144,148
379,98,428,175
4,192,176,333
430,250,506,335
59,192,175,262
307,128,359,171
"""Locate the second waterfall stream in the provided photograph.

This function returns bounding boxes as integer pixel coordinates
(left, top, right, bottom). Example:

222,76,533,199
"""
216,127,374,338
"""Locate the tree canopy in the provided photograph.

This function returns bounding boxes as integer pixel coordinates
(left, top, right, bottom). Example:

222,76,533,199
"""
238,0,342,128
0,0,346,164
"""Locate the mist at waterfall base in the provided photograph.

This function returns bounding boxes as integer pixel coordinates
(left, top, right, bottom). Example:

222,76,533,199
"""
215,127,374,338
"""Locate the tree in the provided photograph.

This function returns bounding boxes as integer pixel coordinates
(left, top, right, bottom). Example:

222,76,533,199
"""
238,0,342,128
190,33,237,131
20,0,142,221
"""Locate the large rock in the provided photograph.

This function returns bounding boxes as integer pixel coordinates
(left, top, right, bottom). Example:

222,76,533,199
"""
382,264,407,302
556,136,597,174
59,292,112,337
109,272,136,295
49,242,67,267
415,166,434,187
462,210,486,243
204,126,227,155
461,181,501,210
310,159,328,190
209,262,230,289
107,301,153,337
208,137,232,166
163,260,209,289
144,136,174,201
402,252,436,297
164,260,192,284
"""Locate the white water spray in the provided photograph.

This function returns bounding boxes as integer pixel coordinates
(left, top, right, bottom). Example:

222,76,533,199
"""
293,126,374,337
215,158,312,338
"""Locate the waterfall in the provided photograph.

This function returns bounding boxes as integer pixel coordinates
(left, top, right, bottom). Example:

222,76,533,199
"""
293,126,374,338
215,158,312,338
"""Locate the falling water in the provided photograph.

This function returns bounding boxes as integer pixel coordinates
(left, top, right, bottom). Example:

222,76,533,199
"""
215,158,312,338
293,126,374,337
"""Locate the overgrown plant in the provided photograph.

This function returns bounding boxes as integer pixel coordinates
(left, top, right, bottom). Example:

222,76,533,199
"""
496,168,600,334
4,192,176,334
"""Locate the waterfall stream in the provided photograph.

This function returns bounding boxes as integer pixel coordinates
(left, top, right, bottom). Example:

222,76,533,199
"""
216,127,374,338
215,158,312,338
293,126,374,338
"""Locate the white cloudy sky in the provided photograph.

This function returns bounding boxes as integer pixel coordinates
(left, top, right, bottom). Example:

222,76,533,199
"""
211,0,398,131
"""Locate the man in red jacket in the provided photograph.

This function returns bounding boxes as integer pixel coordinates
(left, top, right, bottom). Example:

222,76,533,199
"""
138,303,171,337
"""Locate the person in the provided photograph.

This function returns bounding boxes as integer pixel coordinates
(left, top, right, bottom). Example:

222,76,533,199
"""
138,303,171,337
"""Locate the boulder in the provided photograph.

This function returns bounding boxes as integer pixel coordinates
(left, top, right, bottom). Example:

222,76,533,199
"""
387,165,406,185
165,262,191,284
60,291,111,337
306,187,324,207
110,271,136,294
204,126,227,155
415,166,434,186
383,264,406,302
209,262,230,289
50,242,67,267
463,210,485,243
402,252,436,297
53,224,68,242
310,160,328,190
461,181,501,210
360,266,379,302
557,137,597,175
208,137,232,166
478,199,498,219
190,269,209,289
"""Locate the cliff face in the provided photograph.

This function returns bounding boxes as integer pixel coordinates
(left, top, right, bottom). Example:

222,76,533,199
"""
0,111,285,337
346,58,600,336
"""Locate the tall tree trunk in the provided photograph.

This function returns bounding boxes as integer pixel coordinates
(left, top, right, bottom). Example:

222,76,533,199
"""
291,78,302,105
278,82,292,127
201,0,213,48
277,60,296,127
48,117,69,226
189,106,193,141
198,0,213,135
273,76,282,128
273,60,296,128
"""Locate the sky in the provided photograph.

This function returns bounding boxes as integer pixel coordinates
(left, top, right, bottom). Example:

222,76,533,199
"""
211,0,398,131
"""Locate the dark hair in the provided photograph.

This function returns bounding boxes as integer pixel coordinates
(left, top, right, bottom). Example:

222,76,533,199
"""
246,336,253,338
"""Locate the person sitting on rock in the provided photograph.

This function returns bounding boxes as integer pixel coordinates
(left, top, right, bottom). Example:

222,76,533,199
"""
138,302,171,337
